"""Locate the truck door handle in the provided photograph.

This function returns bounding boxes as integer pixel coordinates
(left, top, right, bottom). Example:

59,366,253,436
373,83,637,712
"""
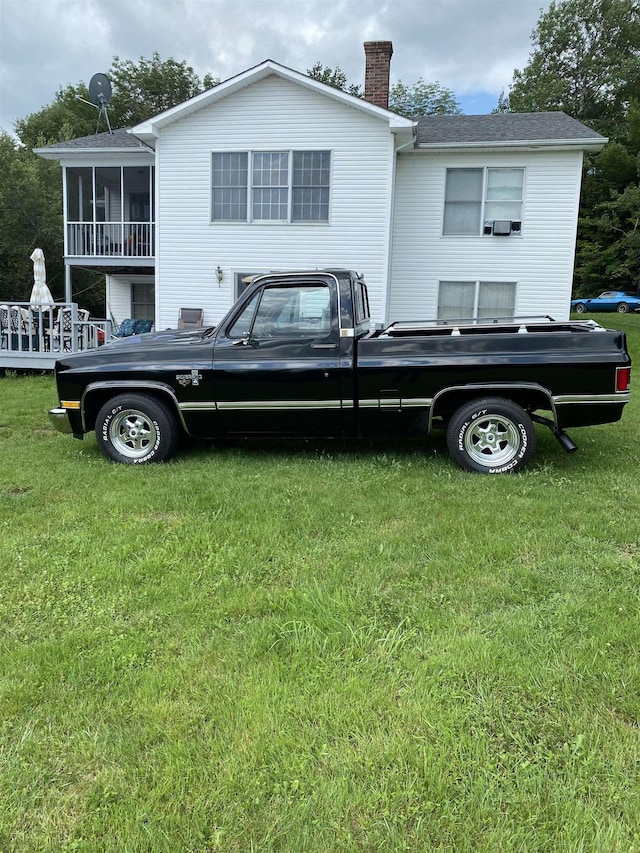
311,343,338,349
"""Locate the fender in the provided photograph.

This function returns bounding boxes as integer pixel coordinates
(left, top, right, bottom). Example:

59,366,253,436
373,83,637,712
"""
81,380,188,432
428,382,556,432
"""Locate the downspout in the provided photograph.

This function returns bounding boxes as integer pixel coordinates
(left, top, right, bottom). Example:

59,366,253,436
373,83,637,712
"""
384,128,417,324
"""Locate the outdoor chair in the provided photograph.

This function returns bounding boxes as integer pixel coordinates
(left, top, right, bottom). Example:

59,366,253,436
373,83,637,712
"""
0,305,10,349
133,319,153,334
113,318,136,338
177,308,204,329
46,307,90,351
0,305,32,351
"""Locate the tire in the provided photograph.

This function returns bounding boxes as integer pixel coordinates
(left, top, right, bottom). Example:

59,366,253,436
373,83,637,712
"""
446,397,537,474
574,302,587,314
617,302,629,314
95,393,180,464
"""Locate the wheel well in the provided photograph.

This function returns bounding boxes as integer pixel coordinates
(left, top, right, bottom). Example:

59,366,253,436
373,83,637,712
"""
431,387,553,427
83,387,182,432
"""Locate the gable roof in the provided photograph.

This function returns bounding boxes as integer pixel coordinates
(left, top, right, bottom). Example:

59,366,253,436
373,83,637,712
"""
131,59,415,141
416,112,607,151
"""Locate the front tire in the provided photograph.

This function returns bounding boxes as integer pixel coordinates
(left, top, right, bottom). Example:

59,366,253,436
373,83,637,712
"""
96,394,180,464
617,302,629,314
574,302,587,314
446,398,536,474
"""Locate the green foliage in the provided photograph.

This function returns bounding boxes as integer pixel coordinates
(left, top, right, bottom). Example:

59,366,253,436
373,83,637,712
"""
15,52,218,149
388,79,461,117
504,0,640,295
4,54,218,309
107,52,219,128
506,0,640,136
307,63,461,117
1,317,640,850
0,132,63,302
307,63,362,98
14,84,99,150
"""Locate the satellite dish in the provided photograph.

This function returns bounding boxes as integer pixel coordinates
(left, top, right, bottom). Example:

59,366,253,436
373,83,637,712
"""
82,73,113,133
89,73,112,107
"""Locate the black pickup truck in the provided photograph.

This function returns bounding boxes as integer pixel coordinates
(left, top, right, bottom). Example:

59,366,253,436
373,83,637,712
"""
49,270,631,473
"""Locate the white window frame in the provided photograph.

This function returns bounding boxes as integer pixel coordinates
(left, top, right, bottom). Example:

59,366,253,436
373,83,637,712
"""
442,167,524,237
437,280,518,321
211,150,331,224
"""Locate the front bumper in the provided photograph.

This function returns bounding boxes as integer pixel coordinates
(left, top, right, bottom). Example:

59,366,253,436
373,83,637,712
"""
49,407,74,435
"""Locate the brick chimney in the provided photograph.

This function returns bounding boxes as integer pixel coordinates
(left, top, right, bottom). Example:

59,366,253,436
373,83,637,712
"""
364,41,393,109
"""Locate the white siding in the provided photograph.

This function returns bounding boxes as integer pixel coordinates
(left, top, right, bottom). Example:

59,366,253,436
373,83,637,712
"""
155,74,395,328
389,150,584,323
106,274,154,327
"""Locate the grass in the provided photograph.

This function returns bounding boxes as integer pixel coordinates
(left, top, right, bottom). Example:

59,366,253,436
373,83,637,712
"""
1,314,639,852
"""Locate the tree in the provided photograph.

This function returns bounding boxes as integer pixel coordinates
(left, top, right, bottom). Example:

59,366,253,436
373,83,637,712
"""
107,53,219,128
15,53,218,149
503,0,640,294
506,0,640,137
308,63,461,116
0,132,63,303
388,79,461,117
3,55,218,309
307,63,362,97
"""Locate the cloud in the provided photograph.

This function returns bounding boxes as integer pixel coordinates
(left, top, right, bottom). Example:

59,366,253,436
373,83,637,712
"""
0,0,548,133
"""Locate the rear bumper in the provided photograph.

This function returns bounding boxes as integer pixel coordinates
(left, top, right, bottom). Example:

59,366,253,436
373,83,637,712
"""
49,407,74,435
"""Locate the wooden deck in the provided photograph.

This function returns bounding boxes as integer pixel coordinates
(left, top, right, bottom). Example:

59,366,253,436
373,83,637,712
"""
0,302,112,370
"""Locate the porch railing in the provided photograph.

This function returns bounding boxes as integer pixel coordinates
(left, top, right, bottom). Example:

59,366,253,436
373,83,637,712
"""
67,222,154,258
0,302,112,369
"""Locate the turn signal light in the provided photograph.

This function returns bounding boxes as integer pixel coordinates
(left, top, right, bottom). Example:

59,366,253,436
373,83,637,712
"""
616,367,631,392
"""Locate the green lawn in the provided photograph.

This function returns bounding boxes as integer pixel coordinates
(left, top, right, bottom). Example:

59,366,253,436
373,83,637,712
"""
1,315,639,852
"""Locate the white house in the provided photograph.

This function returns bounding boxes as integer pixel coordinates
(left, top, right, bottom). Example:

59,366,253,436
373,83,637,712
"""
36,42,607,330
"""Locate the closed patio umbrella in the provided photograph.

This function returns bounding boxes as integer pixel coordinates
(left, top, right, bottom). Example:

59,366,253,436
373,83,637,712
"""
29,248,54,307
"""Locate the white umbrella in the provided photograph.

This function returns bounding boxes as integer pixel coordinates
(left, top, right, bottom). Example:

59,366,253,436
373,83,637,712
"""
29,248,55,307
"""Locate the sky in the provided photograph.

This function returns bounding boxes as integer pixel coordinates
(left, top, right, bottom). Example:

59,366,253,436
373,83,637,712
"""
0,0,552,135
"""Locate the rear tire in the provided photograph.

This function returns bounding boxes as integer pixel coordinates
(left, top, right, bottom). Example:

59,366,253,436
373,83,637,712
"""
446,397,536,474
96,394,180,464
617,302,629,314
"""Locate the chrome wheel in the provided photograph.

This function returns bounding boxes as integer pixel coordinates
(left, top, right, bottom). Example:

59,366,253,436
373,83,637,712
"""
96,394,180,465
464,414,520,467
446,397,536,474
109,408,158,459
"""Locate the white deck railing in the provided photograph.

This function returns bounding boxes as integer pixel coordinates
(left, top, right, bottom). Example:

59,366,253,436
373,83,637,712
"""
0,302,112,369
66,222,154,258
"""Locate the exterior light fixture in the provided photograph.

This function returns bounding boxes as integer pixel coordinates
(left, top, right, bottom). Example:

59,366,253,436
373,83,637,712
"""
215,265,224,285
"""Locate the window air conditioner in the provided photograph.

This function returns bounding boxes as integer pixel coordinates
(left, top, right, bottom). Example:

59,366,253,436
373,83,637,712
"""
492,220,512,236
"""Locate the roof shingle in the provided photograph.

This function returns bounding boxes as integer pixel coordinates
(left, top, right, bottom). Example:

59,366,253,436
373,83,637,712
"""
416,112,606,145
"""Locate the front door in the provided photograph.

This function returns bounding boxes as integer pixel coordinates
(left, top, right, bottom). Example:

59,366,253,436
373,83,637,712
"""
213,279,345,435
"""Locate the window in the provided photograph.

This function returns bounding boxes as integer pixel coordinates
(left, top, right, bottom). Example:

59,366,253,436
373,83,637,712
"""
212,153,248,221
235,272,264,299
292,151,331,222
438,281,516,321
443,168,524,235
228,285,331,339
212,151,330,222
131,282,155,321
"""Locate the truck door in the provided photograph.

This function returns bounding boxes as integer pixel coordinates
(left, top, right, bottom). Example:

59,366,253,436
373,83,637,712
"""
212,279,345,435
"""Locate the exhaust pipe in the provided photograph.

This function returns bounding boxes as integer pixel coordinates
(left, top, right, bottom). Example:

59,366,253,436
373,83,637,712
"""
554,429,577,453
531,413,578,453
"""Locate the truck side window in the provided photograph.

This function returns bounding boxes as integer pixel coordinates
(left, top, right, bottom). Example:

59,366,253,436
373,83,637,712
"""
251,285,331,338
227,291,261,338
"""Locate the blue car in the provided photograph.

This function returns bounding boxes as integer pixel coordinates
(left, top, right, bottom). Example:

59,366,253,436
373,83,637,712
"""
571,291,640,314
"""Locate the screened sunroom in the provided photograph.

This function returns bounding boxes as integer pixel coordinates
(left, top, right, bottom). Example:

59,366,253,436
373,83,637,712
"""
64,165,155,261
